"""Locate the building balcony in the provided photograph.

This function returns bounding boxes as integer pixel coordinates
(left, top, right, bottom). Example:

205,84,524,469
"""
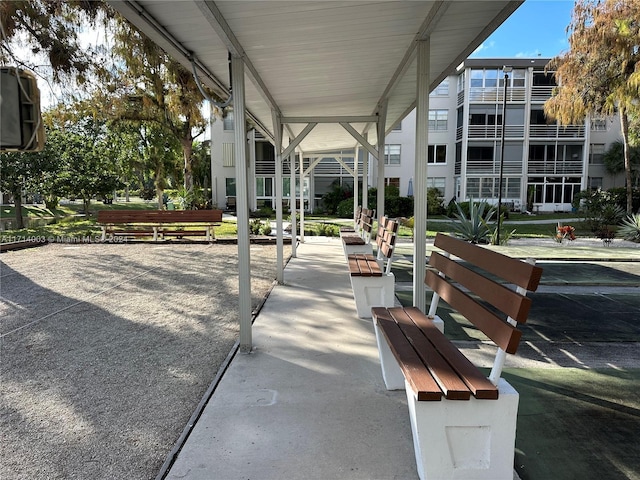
529,124,585,139
466,87,527,103
457,125,525,141
527,160,584,175
531,86,554,102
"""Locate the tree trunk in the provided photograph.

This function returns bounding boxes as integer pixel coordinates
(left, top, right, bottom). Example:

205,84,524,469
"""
620,110,634,214
83,197,91,216
13,192,24,229
155,168,164,210
181,137,194,193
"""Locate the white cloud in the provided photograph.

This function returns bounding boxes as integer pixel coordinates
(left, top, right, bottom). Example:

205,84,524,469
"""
471,41,495,56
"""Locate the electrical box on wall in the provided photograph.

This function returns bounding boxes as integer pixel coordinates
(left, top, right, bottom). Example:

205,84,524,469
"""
0,67,45,152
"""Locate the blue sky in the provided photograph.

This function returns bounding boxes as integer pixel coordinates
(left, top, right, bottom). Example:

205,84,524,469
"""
470,0,574,59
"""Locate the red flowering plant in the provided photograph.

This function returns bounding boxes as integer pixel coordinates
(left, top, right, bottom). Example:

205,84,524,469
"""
554,223,576,243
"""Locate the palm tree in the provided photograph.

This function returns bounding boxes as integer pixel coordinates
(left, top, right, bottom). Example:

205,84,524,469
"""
544,0,640,213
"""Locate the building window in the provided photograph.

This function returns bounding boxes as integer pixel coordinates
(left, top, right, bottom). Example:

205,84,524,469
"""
392,122,402,131
431,79,449,96
427,177,446,195
256,177,273,197
222,143,235,167
591,118,607,131
466,177,520,200
589,144,605,164
428,145,447,164
384,144,401,165
223,110,234,130
532,71,556,87
527,176,581,204
457,72,465,93
225,178,236,196
384,177,400,188
589,177,603,190
429,110,448,131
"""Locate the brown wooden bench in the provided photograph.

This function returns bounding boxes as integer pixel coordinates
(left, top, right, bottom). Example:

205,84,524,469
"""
97,209,223,242
371,232,543,479
339,205,361,234
347,217,398,317
340,207,374,246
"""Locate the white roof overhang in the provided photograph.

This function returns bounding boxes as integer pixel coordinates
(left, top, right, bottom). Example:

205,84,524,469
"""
107,0,522,153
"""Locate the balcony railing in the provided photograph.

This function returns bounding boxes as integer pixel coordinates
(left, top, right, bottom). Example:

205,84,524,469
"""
529,124,585,138
467,87,526,103
527,160,584,175
531,86,554,102
466,124,526,139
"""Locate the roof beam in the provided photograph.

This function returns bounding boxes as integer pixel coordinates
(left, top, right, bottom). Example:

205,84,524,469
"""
282,122,317,159
340,123,378,160
282,116,378,124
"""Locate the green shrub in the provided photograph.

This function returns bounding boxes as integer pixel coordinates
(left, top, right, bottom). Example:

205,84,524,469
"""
249,218,262,235
451,200,496,244
385,196,414,217
619,213,640,242
321,181,353,214
574,189,625,232
426,188,445,216
336,198,355,217
316,222,339,237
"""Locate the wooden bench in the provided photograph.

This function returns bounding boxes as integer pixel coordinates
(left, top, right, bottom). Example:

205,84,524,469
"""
97,210,223,242
371,232,543,480
341,207,375,258
339,205,361,234
347,216,398,318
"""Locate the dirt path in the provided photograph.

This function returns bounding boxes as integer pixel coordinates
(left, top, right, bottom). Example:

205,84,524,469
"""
0,242,288,480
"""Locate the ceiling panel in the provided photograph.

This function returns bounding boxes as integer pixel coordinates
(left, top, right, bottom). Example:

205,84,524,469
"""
108,0,522,152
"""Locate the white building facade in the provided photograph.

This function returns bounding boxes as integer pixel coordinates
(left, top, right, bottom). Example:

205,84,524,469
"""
210,58,623,214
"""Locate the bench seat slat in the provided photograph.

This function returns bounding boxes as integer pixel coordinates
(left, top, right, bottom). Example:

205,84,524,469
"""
429,252,532,323
348,253,382,277
373,309,443,401
342,235,366,246
387,307,472,400
403,307,499,399
426,270,521,354
108,229,156,236
162,230,208,236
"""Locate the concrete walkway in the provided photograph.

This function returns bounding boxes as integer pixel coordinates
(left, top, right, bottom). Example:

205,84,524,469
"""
165,237,419,480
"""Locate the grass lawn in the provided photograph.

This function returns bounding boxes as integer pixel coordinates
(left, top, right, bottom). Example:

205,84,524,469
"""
0,200,598,242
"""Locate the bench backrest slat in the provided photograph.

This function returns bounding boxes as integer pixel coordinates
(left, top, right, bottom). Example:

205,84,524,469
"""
429,252,533,323
425,270,522,354
434,233,542,292
98,209,223,223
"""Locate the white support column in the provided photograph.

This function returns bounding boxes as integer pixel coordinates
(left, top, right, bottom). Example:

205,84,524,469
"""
289,152,297,258
413,39,430,312
353,145,359,219
377,102,388,220
231,54,252,353
299,152,305,242
272,111,284,284
363,134,369,209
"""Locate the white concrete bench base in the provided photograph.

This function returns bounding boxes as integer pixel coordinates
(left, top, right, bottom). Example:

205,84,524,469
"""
373,315,445,390
349,273,395,318
406,378,519,480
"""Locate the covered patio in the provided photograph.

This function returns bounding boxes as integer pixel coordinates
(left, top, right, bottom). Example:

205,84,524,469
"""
108,0,523,352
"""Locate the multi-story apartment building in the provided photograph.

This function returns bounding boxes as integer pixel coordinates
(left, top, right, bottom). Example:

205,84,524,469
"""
210,58,623,214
